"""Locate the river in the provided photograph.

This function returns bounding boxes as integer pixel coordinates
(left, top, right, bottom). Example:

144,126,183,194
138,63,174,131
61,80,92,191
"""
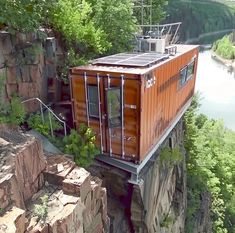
195,50,235,131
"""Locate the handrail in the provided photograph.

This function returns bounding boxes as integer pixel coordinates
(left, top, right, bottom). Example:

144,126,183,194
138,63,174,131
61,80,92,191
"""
21,97,67,137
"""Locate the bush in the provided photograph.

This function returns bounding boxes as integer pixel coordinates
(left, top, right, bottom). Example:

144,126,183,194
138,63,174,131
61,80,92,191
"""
213,35,235,60
63,124,98,167
160,147,183,168
33,195,49,222
27,112,62,137
0,94,25,126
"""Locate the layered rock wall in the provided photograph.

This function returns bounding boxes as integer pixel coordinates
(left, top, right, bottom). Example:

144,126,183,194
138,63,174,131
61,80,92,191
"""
131,120,186,233
89,119,187,233
0,30,62,111
0,31,47,110
0,128,108,233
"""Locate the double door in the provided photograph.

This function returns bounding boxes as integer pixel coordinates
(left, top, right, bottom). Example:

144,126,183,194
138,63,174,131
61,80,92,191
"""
86,74,125,158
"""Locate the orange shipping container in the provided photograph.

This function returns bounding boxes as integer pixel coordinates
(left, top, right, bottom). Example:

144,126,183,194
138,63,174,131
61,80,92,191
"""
70,44,199,164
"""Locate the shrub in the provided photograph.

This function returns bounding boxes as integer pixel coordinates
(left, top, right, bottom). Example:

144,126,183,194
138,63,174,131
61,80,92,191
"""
27,112,62,137
213,35,235,60
0,94,25,126
63,124,98,167
33,195,49,222
160,147,183,168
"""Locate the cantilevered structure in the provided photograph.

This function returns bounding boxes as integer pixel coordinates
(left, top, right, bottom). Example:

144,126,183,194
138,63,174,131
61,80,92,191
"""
70,23,199,182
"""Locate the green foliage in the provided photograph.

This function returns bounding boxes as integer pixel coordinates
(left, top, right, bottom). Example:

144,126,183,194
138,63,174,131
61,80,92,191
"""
8,95,26,125
184,94,235,233
160,147,183,168
63,125,98,167
48,0,109,56
213,35,235,59
27,112,62,137
0,208,4,215
134,0,167,26
165,0,235,42
88,0,138,54
0,91,25,126
33,195,49,222
160,213,174,228
0,0,48,32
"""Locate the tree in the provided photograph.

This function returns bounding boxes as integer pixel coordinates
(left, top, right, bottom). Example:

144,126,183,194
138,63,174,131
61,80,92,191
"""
184,95,235,233
86,0,138,54
0,0,48,32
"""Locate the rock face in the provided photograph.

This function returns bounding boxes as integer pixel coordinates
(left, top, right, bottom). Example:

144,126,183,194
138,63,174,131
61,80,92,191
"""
0,206,26,233
0,128,108,233
0,128,46,210
89,119,196,233
190,191,212,233
0,31,48,110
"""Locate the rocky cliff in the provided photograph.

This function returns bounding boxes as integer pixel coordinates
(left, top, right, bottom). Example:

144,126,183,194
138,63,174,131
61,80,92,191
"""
0,126,108,233
88,120,187,233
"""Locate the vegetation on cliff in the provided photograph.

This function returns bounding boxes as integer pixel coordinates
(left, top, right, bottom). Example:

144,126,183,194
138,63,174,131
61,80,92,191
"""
0,0,166,61
184,95,235,233
165,0,235,43
212,34,235,60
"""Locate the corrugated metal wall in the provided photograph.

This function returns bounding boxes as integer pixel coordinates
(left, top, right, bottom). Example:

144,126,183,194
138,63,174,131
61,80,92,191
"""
139,48,198,160
71,72,141,161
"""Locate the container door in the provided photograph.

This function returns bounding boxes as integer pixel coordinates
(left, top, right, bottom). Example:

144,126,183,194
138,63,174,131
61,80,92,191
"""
104,76,125,159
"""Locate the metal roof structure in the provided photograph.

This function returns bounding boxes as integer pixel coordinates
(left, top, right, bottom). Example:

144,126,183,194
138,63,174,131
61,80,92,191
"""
92,53,169,68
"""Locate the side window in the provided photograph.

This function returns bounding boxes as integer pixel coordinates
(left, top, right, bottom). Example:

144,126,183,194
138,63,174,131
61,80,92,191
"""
187,59,195,80
179,66,187,87
107,88,121,128
179,58,196,88
88,85,99,118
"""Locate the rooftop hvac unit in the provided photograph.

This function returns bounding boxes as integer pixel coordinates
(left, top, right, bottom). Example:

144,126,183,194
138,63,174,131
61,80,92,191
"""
147,38,166,53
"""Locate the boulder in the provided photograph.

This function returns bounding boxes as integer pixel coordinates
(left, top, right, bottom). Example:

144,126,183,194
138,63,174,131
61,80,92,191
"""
44,155,75,186
0,206,26,233
62,167,91,202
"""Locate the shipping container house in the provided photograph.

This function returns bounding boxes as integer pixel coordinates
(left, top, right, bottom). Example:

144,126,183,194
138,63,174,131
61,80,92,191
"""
70,44,199,164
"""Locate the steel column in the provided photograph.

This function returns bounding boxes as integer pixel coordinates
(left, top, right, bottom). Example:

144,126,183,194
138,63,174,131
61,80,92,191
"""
84,72,90,127
107,74,112,156
97,73,103,153
121,75,125,159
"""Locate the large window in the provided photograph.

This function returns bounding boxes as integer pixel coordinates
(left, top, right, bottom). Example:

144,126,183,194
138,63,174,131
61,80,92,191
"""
88,85,99,118
107,88,122,128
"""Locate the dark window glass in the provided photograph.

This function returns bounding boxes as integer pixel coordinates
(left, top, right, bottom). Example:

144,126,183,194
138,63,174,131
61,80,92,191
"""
88,85,99,118
107,88,121,128
187,60,195,80
179,66,187,87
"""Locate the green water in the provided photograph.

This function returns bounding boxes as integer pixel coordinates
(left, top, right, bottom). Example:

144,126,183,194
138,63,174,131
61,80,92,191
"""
196,50,235,131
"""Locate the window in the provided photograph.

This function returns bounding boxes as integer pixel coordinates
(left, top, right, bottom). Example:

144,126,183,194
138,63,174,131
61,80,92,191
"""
179,59,196,88
107,88,122,128
187,59,195,80
179,66,187,87
88,85,99,118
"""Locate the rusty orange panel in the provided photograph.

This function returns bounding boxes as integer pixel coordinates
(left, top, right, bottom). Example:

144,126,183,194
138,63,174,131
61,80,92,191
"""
139,47,199,161
70,45,199,163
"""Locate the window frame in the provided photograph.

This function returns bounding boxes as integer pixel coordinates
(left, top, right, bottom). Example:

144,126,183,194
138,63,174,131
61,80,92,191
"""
186,59,195,81
106,87,122,128
179,65,188,88
87,84,99,119
178,58,196,89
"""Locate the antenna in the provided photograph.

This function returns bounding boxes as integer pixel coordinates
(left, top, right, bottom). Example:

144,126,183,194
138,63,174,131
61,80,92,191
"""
133,0,181,53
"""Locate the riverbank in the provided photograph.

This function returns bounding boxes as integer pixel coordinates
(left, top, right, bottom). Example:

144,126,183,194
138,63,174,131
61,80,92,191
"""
211,50,235,71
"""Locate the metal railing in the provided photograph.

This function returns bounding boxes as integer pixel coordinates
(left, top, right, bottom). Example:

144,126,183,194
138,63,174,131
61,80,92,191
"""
21,97,67,137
